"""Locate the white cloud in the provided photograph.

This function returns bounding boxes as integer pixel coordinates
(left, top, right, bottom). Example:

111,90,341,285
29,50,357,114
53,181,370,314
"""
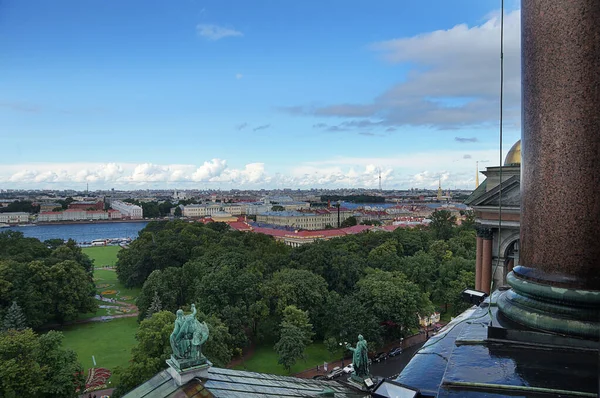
196,24,243,41
235,73,243,79
0,147,509,190
282,10,521,130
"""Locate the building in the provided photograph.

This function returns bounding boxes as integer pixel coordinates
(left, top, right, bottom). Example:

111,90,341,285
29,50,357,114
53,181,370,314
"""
256,208,355,230
108,209,122,219
110,200,143,219
465,139,521,294
182,204,224,218
0,212,29,224
39,202,61,212
37,209,110,222
68,200,104,210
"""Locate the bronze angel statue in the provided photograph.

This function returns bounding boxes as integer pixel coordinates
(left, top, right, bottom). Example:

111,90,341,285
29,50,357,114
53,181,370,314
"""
170,304,209,362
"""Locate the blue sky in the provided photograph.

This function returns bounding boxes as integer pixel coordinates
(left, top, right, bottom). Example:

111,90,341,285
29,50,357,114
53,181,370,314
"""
0,0,521,189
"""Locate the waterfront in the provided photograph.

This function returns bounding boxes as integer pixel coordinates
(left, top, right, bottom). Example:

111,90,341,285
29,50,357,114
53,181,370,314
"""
4,221,148,243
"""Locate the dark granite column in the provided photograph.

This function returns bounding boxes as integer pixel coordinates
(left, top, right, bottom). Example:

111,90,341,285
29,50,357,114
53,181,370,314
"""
498,0,600,339
481,239,492,295
475,237,483,290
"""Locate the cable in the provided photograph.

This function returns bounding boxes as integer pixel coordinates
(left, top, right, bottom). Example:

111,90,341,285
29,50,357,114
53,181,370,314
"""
488,0,505,326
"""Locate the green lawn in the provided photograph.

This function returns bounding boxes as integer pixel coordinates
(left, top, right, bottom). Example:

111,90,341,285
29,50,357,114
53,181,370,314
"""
234,343,340,375
83,245,121,267
61,317,139,383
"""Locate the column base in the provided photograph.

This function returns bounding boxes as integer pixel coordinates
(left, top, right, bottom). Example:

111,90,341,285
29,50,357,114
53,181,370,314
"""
497,271,600,340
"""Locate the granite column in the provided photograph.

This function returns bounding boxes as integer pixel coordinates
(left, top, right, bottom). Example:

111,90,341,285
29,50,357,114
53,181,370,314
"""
475,236,483,291
498,0,600,339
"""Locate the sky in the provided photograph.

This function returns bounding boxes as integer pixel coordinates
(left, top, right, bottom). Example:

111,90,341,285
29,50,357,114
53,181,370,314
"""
0,0,522,190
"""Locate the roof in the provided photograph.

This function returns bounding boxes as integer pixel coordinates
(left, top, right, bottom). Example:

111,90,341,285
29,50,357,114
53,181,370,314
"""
468,175,520,208
124,366,364,398
464,179,488,205
396,291,599,397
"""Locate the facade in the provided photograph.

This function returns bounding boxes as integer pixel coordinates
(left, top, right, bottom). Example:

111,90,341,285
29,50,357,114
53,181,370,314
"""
182,204,223,218
0,212,29,224
39,202,61,212
68,200,104,210
108,209,122,219
465,140,521,294
256,208,355,230
110,200,143,219
37,209,110,222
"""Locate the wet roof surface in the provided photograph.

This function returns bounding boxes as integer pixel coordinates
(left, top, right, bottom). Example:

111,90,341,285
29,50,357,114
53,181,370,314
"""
124,366,365,398
395,292,599,397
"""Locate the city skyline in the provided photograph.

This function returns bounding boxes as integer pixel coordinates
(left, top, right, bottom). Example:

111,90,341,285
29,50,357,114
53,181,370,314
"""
1,0,521,189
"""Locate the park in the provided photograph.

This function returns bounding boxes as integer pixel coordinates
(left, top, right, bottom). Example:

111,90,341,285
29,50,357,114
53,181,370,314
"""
60,245,347,390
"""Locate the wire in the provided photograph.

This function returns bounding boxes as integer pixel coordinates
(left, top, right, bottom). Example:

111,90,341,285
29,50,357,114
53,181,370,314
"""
488,0,505,326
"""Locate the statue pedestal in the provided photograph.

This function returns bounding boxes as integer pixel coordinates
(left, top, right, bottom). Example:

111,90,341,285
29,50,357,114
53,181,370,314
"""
166,357,212,386
346,374,372,391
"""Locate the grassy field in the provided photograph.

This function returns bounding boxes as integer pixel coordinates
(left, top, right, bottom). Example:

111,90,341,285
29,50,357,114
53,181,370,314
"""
234,343,340,375
61,317,138,383
60,245,140,383
83,245,121,267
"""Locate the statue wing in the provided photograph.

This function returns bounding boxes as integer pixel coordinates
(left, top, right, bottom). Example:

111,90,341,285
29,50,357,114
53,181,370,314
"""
198,321,209,345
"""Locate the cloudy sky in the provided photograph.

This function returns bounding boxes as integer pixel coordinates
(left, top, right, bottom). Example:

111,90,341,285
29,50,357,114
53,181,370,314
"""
0,0,521,190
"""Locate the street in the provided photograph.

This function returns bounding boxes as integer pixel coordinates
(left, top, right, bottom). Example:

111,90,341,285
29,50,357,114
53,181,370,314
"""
369,342,425,379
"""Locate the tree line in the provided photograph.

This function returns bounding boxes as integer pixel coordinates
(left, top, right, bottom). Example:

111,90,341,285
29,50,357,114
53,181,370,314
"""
0,231,98,397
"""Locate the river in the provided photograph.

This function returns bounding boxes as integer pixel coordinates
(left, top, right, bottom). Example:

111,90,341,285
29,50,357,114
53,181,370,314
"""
3,222,148,243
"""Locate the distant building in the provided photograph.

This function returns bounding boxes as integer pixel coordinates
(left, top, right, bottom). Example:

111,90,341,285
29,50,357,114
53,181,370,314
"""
182,204,223,218
110,201,143,219
108,209,122,219
37,209,110,222
0,212,29,224
39,202,61,212
68,200,104,210
256,208,355,230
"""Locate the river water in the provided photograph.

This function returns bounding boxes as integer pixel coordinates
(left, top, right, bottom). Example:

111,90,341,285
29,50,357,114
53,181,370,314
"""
3,222,148,243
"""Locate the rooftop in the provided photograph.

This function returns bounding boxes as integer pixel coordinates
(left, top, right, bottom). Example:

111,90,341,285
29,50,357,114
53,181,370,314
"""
396,292,599,397
124,366,364,397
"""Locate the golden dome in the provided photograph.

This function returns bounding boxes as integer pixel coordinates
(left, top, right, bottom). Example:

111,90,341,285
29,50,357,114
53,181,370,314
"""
504,139,521,166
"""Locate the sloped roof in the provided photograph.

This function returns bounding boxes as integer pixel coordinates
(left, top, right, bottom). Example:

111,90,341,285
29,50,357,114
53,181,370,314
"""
468,175,520,208
123,367,364,398
464,179,487,206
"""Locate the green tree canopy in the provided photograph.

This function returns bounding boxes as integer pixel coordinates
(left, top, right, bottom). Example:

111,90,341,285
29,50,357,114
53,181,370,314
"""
429,210,457,240
0,329,84,398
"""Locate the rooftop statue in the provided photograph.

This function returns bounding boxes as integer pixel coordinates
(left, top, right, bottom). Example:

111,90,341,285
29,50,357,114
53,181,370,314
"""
169,304,209,369
346,334,370,380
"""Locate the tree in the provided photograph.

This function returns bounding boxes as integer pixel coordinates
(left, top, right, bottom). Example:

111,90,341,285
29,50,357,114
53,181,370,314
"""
174,206,182,217
47,260,97,324
0,328,84,398
145,290,162,319
271,205,285,212
340,216,357,228
2,301,26,331
324,336,339,357
44,238,65,250
356,270,432,338
429,210,457,240
274,307,313,373
280,305,313,345
275,324,307,372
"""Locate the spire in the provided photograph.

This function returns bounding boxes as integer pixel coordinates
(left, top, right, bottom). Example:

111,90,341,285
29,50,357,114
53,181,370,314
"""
437,176,443,200
476,161,480,188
